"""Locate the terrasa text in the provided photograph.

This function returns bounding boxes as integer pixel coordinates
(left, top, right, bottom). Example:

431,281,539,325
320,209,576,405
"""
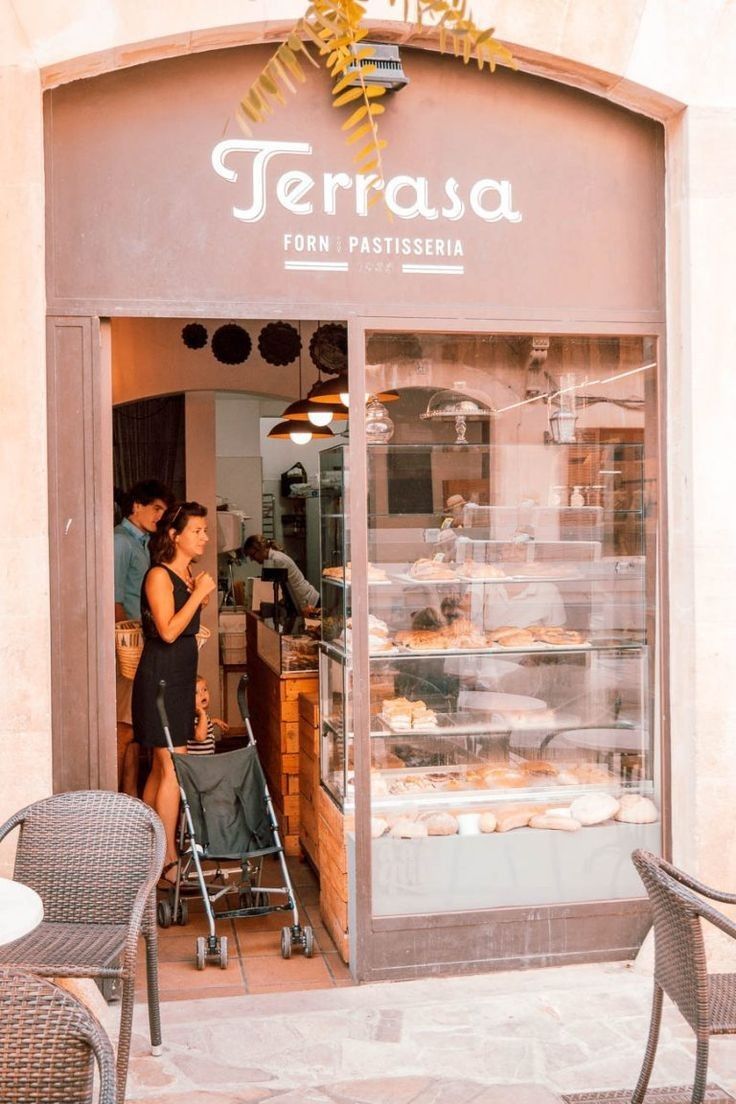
212,140,522,225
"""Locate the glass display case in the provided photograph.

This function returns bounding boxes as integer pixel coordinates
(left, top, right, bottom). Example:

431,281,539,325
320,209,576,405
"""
256,617,319,675
319,331,660,920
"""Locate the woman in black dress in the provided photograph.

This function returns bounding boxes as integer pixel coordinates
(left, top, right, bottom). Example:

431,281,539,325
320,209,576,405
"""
133,502,215,879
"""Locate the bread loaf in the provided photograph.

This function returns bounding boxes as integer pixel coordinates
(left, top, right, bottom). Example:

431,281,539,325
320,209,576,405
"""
494,628,536,648
572,763,613,784
570,793,620,826
481,768,526,789
555,769,581,786
615,795,658,824
390,818,428,839
494,806,535,832
422,812,459,836
519,759,558,777
479,812,497,833
529,814,582,831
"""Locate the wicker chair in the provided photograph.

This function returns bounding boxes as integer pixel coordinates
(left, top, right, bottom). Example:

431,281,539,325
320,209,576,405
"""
632,848,736,1104
0,791,165,1102
0,967,116,1103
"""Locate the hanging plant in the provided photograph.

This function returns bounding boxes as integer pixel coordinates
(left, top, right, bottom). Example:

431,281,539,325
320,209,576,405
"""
258,321,302,366
211,324,252,365
181,323,208,350
236,3,513,213
309,323,348,376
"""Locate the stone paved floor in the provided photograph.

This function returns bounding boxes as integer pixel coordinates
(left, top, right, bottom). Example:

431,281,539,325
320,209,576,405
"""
125,960,736,1103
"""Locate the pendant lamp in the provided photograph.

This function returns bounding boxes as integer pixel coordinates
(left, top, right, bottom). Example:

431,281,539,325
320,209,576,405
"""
266,419,335,444
309,373,399,407
267,324,337,443
280,389,349,426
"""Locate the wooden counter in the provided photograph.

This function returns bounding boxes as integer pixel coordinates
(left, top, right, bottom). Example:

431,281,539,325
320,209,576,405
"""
245,612,318,856
298,691,320,871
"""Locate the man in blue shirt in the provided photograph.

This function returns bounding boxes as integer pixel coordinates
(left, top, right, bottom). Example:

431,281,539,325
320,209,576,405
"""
115,480,173,795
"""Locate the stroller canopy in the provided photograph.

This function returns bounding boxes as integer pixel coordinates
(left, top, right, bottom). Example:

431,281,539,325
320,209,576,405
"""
174,745,277,859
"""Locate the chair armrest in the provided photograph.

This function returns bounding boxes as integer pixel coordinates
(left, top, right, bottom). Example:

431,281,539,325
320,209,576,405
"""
123,817,166,962
697,897,736,943
80,1004,117,1104
661,857,736,907
0,807,27,847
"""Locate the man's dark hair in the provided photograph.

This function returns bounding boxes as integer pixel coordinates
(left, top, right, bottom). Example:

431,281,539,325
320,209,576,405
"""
123,480,174,518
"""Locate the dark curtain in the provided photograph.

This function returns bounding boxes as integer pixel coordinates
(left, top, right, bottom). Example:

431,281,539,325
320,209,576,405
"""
113,395,186,520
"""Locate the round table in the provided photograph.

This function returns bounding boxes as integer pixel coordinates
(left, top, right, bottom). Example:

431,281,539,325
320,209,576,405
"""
0,877,43,945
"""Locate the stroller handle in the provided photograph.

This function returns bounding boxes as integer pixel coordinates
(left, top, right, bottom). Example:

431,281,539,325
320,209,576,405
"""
237,674,250,723
156,679,169,729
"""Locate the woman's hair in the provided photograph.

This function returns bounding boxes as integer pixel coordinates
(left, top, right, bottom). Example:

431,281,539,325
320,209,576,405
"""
149,501,207,565
243,534,282,559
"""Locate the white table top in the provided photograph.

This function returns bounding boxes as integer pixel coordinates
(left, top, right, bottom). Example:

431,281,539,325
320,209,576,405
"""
0,876,44,945
554,727,643,753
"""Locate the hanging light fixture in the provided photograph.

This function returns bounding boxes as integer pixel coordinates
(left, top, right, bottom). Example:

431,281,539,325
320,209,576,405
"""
268,325,337,444
279,388,349,427
267,419,335,443
310,373,399,407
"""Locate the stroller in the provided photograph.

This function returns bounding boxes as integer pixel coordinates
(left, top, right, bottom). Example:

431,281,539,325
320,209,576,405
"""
155,676,313,968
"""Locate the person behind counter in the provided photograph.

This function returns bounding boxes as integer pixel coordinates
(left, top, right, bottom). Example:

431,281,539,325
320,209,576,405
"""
132,502,216,883
243,534,319,611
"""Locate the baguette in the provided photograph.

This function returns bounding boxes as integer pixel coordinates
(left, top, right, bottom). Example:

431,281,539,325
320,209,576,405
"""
529,814,582,832
494,806,536,832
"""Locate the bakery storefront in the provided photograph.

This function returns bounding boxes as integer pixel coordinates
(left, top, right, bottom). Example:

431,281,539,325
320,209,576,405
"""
45,41,666,980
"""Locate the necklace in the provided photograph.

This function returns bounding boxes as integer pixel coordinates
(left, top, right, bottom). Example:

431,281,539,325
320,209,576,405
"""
169,563,193,590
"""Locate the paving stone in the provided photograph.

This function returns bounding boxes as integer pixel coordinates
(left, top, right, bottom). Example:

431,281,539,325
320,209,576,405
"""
127,1057,178,1088
266,1091,334,1104
169,1052,274,1085
470,1086,563,1104
127,1092,275,1103
323,1076,432,1103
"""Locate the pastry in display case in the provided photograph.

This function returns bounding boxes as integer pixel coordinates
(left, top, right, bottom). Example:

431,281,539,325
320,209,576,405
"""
319,436,659,913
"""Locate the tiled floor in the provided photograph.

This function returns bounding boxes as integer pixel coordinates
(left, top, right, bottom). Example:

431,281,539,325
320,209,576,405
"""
136,855,353,1003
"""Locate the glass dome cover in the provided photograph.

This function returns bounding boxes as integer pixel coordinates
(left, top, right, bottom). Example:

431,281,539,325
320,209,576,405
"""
419,389,492,420
420,388,492,444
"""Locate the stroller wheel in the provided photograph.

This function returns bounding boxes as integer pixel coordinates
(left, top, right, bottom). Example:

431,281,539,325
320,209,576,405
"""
218,936,229,970
280,926,292,959
195,936,207,971
175,899,188,926
303,925,314,958
157,900,173,929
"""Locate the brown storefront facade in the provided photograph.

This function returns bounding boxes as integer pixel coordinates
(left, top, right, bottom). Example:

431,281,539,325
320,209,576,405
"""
44,41,667,981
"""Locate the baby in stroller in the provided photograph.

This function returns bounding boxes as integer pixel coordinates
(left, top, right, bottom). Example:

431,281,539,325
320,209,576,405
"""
187,675,229,756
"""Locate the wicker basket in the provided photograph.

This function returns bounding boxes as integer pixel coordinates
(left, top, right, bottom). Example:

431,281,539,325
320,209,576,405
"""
115,620,143,678
195,625,211,651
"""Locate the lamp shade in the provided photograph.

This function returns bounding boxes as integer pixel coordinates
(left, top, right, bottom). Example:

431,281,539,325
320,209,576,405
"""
266,420,335,441
310,374,399,405
280,397,348,422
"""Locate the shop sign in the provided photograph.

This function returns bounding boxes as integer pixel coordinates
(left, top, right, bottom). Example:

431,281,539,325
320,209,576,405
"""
211,139,522,277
